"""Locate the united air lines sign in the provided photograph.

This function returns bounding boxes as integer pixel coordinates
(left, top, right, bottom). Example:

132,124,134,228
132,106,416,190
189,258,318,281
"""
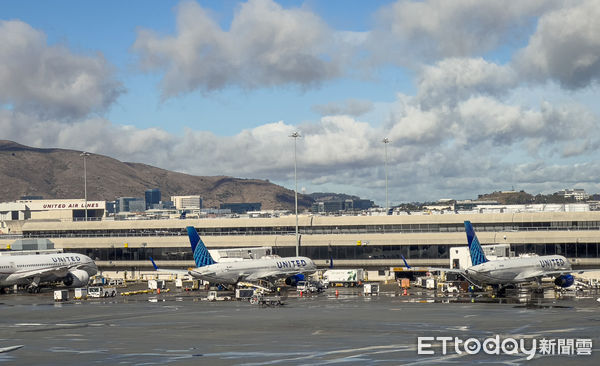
42,202,100,209
23,200,105,211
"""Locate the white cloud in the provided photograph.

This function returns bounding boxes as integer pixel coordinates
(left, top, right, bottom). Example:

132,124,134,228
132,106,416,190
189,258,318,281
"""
312,99,374,117
514,0,600,89
0,110,174,164
2,90,599,204
387,100,447,145
370,0,555,63
0,20,123,120
133,0,341,97
3,1,600,204
416,58,518,109
386,93,598,153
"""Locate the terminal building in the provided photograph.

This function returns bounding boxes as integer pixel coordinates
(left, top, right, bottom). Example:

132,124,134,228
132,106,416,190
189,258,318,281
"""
0,199,106,229
1,206,600,274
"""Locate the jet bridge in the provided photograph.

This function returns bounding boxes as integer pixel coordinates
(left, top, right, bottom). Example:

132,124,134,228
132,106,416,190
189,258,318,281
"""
450,244,512,270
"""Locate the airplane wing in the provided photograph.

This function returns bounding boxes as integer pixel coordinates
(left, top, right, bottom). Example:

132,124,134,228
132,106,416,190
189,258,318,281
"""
244,271,283,282
149,257,192,276
244,267,314,282
513,270,545,282
514,268,600,282
154,268,191,276
399,255,465,274
15,263,82,281
421,267,465,274
566,268,600,275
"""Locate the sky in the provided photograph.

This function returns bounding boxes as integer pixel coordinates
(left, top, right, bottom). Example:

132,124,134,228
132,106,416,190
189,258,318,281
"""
1,0,600,205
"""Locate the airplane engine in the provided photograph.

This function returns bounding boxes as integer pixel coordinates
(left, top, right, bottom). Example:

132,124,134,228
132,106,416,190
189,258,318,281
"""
63,269,90,287
285,274,305,286
554,274,574,288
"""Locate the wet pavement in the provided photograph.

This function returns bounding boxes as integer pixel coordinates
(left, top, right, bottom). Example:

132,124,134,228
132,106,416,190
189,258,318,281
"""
0,286,599,365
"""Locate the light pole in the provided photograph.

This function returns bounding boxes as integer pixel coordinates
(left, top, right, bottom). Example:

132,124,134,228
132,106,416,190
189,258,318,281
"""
382,138,390,214
290,131,301,257
80,152,90,221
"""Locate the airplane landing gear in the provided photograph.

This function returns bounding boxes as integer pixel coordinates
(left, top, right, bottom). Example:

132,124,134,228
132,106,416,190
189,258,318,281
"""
492,284,515,297
27,276,42,293
26,285,41,293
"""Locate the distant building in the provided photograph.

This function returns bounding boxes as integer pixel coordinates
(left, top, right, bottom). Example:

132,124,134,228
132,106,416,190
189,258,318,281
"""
312,199,374,213
556,189,589,201
8,238,54,251
19,195,43,200
171,195,202,210
117,197,146,213
145,188,161,210
454,200,498,210
0,199,106,226
353,199,375,210
105,201,116,215
0,202,29,222
311,202,323,212
220,202,261,214
155,200,175,210
201,208,232,215
325,201,345,212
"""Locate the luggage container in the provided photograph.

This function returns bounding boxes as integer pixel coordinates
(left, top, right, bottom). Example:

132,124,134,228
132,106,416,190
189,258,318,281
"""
363,283,379,295
235,288,255,300
74,287,88,299
426,278,437,289
54,290,69,302
148,280,166,290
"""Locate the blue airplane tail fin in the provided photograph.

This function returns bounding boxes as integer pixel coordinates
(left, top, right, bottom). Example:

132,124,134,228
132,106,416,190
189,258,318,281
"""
149,257,159,270
186,226,216,267
464,221,489,266
401,254,411,269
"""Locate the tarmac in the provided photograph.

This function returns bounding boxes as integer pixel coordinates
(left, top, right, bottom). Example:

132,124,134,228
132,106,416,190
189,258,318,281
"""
0,285,599,365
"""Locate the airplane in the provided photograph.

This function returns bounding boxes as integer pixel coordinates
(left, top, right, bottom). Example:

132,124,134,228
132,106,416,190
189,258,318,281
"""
151,226,317,287
0,252,98,293
402,220,595,293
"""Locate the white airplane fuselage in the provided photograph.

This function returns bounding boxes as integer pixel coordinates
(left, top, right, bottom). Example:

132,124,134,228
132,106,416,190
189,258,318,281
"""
465,255,570,285
189,256,316,284
0,253,97,287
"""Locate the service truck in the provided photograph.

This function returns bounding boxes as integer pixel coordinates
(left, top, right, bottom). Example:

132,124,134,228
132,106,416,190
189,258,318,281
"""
88,286,117,298
323,269,364,287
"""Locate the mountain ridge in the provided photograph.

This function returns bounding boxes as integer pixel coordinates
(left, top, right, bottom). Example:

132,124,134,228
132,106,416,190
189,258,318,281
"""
0,140,314,210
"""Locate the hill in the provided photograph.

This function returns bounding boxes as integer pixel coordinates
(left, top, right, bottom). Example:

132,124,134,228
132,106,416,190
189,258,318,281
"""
0,140,314,210
477,190,578,205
